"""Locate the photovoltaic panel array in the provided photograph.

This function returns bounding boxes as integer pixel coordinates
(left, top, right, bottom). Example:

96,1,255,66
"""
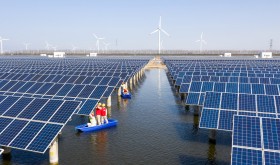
183,82,280,106
0,96,81,153
232,115,280,165
199,92,280,131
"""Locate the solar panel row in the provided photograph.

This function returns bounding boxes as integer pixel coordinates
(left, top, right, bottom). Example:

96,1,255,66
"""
232,116,280,165
199,92,280,131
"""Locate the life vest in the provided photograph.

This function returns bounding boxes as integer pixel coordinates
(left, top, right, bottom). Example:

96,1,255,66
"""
96,107,102,115
101,107,107,116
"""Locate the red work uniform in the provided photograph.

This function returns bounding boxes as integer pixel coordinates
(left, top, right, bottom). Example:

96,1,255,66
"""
101,107,108,124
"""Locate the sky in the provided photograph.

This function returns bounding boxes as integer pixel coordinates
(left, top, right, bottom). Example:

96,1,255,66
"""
0,0,279,51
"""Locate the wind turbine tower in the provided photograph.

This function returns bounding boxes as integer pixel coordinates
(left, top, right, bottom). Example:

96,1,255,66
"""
103,42,110,51
0,36,9,54
92,33,104,53
45,41,51,50
195,32,207,52
150,16,170,54
23,43,31,50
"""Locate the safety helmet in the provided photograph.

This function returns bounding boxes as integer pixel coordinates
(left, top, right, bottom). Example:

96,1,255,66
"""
102,103,106,107
98,103,102,106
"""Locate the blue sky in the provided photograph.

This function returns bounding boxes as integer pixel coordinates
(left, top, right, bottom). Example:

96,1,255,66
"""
0,0,279,51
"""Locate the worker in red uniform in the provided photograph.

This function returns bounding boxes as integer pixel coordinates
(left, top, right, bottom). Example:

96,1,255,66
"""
101,103,108,124
96,103,102,125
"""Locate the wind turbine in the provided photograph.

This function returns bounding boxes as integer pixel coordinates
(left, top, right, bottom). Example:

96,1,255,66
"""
45,41,51,50
195,32,207,52
23,43,31,50
92,33,104,53
0,36,9,54
150,16,170,54
72,45,78,51
103,42,110,51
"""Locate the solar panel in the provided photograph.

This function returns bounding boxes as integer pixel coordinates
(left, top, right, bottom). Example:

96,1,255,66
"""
99,77,112,86
257,95,275,113
199,109,219,129
186,93,200,105
103,86,115,98
239,94,256,112
74,76,87,84
0,117,13,131
0,96,20,115
45,83,64,96
218,110,237,130
232,116,280,165
26,123,63,153
265,85,279,95
108,77,120,87
35,83,54,95
33,100,64,121
1,81,17,91
0,119,29,145
226,83,238,93
213,82,226,92
76,99,98,115
179,83,189,93
231,147,262,165
3,97,34,117
189,82,202,92
9,121,45,149
9,81,26,92
66,85,85,97
203,92,221,109
252,84,265,94
77,85,96,98
239,83,251,94
17,82,35,93
49,101,81,123
17,98,49,119
201,82,214,92
90,85,107,99
233,115,262,148
91,77,103,85
56,84,74,96
221,93,238,110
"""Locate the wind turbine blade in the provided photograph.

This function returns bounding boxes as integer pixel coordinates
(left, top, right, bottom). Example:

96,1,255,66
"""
150,29,159,35
92,33,98,39
201,32,203,39
99,38,105,40
159,16,162,28
161,29,170,36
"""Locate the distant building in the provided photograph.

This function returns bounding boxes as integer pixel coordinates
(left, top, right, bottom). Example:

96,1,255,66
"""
224,53,231,57
89,53,97,57
53,52,65,58
260,52,272,58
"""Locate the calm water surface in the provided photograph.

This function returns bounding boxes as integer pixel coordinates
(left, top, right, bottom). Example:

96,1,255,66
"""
0,69,232,165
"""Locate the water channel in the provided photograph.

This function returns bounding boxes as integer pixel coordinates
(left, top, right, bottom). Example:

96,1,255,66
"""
0,68,232,165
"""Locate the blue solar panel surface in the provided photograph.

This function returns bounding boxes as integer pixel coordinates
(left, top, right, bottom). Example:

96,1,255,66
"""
232,116,280,165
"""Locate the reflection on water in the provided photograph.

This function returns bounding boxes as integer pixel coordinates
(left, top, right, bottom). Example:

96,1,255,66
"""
192,115,199,135
0,68,231,165
206,142,217,165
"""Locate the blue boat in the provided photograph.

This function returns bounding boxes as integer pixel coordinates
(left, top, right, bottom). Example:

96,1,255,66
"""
121,91,131,99
75,119,118,132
